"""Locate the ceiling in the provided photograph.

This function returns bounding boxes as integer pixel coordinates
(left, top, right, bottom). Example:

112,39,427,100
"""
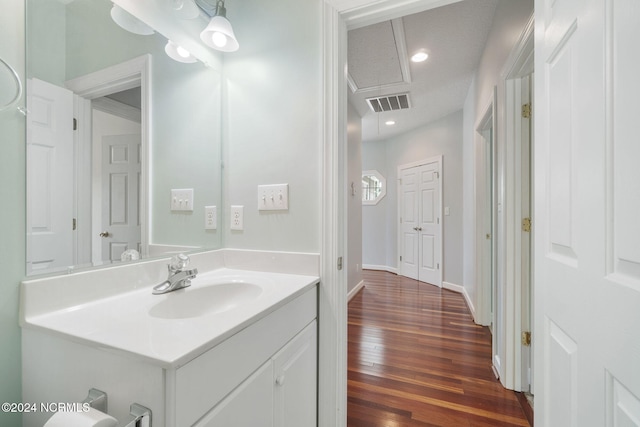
348,0,499,142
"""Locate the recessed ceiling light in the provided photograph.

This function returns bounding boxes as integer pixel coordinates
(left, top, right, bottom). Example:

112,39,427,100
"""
385,120,396,126
411,52,429,63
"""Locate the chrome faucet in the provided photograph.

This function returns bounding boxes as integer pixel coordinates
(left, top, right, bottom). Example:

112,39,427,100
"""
152,254,198,295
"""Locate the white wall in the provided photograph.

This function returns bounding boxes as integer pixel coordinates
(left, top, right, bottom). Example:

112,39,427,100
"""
222,0,323,253
361,140,389,269
461,0,533,314
362,110,464,286
347,102,363,293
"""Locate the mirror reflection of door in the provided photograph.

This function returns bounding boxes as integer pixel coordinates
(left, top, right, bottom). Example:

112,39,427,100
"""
92,88,142,264
25,78,74,274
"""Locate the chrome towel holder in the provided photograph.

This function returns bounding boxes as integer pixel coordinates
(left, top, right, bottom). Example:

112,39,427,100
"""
0,55,23,113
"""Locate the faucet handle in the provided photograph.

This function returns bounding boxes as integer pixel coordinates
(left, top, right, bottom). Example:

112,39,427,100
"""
169,253,190,272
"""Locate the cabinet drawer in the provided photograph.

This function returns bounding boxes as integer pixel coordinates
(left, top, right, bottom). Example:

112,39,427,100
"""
175,287,316,426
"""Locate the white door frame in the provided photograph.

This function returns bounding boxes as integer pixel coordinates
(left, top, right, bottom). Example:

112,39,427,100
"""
66,55,151,260
476,93,497,331
397,156,443,286
321,2,466,426
496,14,534,391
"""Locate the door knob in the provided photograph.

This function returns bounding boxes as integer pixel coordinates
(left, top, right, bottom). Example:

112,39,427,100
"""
99,231,111,238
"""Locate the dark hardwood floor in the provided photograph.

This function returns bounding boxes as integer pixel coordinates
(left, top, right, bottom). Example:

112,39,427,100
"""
347,270,530,427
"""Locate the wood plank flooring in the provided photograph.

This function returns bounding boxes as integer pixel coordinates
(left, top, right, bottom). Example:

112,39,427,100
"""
347,271,530,427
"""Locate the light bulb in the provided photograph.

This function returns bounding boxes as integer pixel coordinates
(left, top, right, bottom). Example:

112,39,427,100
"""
211,32,228,48
411,52,429,63
176,45,190,58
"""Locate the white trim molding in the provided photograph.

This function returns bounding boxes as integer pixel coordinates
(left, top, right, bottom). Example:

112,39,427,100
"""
443,281,477,322
347,280,365,301
363,264,397,274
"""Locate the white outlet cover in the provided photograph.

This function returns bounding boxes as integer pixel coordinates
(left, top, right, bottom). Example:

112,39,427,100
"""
205,206,217,230
230,205,243,230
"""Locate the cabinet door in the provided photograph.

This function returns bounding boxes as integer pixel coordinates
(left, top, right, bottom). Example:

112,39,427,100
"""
195,361,274,427
273,321,317,427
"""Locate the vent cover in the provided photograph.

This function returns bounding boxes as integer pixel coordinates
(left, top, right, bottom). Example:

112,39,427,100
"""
366,93,411,113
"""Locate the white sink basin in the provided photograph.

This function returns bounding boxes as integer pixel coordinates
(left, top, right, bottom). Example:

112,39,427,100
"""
149,282,263,319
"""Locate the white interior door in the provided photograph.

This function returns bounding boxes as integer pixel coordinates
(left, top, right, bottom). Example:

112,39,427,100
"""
417,162,441,285
534,0,640,425
26,78,74,274
100,134,141,262
400,167,420,280
399,157,442,287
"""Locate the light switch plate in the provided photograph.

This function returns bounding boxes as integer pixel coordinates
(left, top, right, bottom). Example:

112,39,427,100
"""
230,205,243,230
171,189,194,211
258,184,289,211
205,206,217,230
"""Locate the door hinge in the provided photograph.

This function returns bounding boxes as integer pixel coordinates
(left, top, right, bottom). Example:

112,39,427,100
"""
73,118,78,130
434,171,439,179
522,217,532,232
437,263,440,270
72,218,77,231
522,331,531,346
400,256,402,262
399,217,402,224
521,103,531,119
337,256,343,271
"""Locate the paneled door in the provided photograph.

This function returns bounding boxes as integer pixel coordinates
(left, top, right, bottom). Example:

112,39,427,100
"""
26,78,74,274
399,157,442,287
534,0,640,425
100,134,141,262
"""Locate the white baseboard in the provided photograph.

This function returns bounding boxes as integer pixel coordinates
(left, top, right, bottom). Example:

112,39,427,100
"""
443,281,477,322
347,280,365,302
362,264,397,274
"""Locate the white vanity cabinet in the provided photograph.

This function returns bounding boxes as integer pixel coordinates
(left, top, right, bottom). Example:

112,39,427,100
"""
22,283,318,427
195,321,317,427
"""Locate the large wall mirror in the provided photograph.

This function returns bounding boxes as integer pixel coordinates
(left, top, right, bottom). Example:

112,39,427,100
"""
26,0,223,275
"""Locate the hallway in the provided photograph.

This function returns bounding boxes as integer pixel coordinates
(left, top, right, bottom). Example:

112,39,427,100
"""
347,270,530,426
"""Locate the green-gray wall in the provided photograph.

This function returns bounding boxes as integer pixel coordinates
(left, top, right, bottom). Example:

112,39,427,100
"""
0,1,25,425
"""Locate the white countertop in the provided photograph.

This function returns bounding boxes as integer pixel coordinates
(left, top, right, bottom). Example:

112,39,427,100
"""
22,268,319,369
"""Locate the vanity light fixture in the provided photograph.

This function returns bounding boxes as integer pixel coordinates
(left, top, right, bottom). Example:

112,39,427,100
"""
411,52,429,63
110,4,155,35
200,0,239,52
165,41,198,63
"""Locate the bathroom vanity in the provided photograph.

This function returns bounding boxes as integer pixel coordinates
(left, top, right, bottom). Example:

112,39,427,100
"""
20,250,319,427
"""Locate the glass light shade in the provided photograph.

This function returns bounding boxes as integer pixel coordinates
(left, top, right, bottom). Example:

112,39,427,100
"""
168,0,200,19
200,16,239,52
165,41,198,63
110,5,155,35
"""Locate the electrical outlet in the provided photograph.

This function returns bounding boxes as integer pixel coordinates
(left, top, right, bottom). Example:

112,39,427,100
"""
171,189,194,211
258,184,289,211
230,205,243,230
205,206,217,230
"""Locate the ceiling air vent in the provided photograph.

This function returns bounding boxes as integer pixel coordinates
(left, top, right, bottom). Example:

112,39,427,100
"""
366,93,411,113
